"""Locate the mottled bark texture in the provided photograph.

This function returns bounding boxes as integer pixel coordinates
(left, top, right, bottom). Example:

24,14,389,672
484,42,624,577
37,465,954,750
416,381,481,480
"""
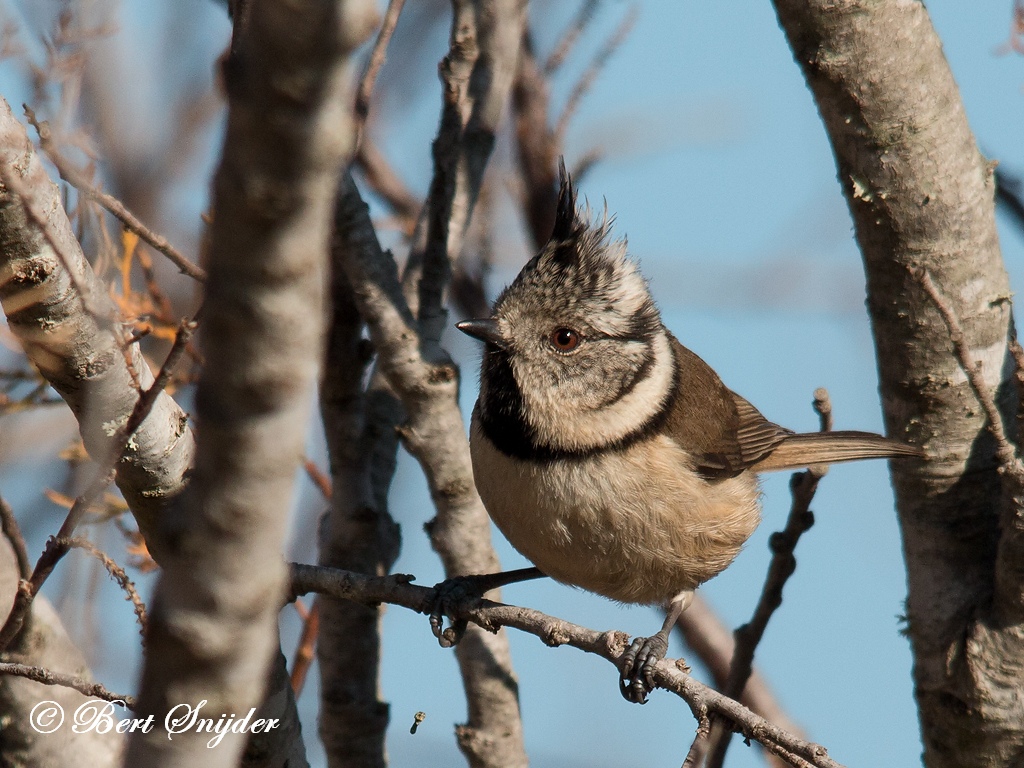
124,0,377,766
411,4,530,765
0,97,194,557
337,167,529,768
772,1,1023,765
315,194,401,767
330,2,530,766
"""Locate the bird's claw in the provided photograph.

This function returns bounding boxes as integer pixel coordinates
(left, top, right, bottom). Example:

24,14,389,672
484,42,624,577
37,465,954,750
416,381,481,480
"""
619,632,669,704
427,575,481,648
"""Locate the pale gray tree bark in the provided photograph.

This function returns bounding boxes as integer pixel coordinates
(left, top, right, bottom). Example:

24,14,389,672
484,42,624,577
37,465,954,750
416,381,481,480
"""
0,533,124,767
124,0,377,765
0,95,187,768
320,2,530,766
0,92,309,767
0,97,194,559
773,1,1023,765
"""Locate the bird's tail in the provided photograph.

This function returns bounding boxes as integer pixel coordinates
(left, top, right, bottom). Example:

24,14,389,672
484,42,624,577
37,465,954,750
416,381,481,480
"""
751,431,923,473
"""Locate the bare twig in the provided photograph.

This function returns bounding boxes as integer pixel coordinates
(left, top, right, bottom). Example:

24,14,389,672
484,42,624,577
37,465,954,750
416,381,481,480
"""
60,537,147,637
0,496,30,581
0,318,195,652
353,0,406,153
290,563,846,768
914,268,1024,629
24,105,206,282
554,5,638,142
290,599,319,696
512,29,559,248
354,138,421,230
303,458,333,501
704,389,831,768
0,662,136,708
544,0,600,74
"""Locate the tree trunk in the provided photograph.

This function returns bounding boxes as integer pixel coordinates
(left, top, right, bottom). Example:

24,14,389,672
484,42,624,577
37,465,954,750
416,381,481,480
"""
772,1,1024,765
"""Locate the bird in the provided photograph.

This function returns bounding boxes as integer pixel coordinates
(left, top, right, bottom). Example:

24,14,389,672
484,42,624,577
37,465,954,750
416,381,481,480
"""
455,162,922,704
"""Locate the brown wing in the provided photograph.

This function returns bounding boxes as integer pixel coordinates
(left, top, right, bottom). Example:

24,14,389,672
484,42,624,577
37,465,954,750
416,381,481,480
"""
663,336,792,478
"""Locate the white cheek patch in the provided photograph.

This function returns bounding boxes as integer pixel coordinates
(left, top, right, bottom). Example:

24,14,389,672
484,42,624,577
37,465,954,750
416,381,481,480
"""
521,330,674,451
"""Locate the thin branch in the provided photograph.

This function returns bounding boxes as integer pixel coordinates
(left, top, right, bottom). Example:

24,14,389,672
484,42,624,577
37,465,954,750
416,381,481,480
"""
0,662,136,708
914,267,1024,628
353,137,420,229
290,599,319,696
512,28,558,248
24,105,206,282
0,318,195,652
289,563,847,768
60,537,147,638
353,0,407,153
554,4,638,142
705,389,831,768
0,496,30,581
544,0,600,74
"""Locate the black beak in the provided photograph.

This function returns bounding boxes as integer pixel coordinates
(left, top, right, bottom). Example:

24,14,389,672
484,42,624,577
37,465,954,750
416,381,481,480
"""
456,318,508,350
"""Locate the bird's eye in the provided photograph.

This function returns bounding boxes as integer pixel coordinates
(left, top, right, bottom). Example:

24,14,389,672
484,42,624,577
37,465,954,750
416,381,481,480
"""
550,327,581,352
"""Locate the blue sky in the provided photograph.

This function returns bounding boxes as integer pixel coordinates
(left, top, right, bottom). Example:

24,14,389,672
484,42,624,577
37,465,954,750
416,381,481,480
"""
2,1,1023,767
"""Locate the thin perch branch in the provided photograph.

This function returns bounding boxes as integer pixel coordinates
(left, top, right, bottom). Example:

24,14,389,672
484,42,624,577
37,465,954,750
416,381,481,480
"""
0,662,136,707
289,562,846,768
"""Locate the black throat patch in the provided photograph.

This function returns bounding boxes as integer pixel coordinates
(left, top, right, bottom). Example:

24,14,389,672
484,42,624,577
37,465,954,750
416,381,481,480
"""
477,343,680,462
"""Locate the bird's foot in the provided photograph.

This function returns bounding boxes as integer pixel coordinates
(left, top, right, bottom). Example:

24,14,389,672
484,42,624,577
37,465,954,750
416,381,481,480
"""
427,567,545,648
619,630,670,704
427,575,479,648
